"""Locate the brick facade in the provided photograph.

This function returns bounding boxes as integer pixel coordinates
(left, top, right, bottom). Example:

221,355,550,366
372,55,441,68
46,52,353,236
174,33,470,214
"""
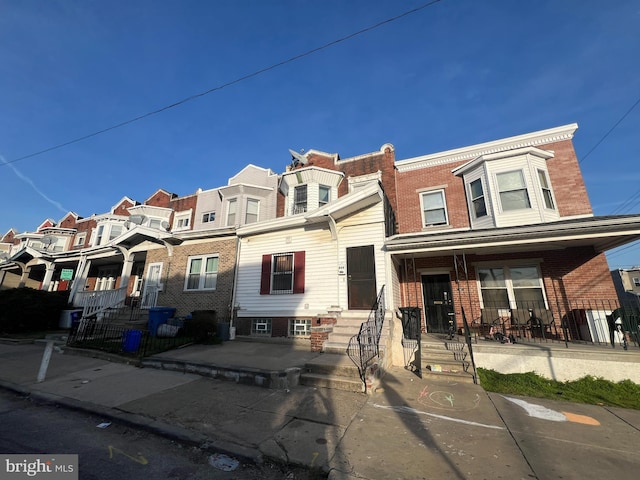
146,236,237,318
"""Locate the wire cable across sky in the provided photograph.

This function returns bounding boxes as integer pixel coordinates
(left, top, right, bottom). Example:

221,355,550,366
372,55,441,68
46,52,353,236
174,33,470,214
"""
1,0,443,168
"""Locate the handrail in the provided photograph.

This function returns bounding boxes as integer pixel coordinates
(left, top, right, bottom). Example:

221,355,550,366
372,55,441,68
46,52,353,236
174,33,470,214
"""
74,287,127,319
347,285,386,393
461,306,479,384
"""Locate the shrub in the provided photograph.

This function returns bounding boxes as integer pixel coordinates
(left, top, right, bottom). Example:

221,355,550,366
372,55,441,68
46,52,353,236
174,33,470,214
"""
0,288,70,334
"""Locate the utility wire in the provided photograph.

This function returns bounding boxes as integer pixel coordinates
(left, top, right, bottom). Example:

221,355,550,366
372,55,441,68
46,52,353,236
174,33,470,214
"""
1,0,443,167
579,94,640,164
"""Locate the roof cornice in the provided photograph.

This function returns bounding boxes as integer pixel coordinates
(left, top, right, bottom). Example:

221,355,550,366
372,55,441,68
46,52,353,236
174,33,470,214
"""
396,123,578,172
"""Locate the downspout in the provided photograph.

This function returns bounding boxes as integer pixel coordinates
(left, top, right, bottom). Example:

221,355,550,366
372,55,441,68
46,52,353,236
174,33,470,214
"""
230,233,242,331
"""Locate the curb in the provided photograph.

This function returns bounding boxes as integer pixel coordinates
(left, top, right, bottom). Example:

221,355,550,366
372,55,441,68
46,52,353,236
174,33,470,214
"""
0,379,264,465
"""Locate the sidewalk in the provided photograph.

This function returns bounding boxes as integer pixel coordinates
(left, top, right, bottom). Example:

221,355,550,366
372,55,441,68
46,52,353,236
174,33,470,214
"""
1,340,639,479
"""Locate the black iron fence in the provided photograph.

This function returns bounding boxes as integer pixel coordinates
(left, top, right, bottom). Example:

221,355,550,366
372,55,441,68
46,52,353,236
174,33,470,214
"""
66,316,232,359
472,299,640,349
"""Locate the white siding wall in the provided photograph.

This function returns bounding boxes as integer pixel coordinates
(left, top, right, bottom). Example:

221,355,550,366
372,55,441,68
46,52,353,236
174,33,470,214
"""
235,201,387,318
487,154,545,227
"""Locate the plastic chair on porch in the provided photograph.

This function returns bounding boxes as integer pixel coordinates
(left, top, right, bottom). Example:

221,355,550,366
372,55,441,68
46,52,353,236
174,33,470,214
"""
533,309,556,341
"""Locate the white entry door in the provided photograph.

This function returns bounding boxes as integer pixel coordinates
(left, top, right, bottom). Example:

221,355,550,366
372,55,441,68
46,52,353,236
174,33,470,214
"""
141,262,163,308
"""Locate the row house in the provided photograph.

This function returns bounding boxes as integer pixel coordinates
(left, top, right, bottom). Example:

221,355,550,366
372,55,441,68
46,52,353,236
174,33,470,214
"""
2,124,640,353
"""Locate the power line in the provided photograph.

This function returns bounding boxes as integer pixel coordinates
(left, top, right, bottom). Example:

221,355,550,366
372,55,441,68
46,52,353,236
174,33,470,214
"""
579,94,640,164
1,0,443,168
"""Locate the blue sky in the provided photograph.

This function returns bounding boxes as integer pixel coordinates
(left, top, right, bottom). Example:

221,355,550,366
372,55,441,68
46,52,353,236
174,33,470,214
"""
1,0,639,268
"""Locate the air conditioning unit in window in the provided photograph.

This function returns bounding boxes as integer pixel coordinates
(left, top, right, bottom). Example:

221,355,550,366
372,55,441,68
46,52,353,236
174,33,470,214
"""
255,321,270,332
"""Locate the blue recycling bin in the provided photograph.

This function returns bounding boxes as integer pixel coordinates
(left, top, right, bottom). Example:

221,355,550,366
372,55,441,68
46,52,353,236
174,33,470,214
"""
148,307,177,336
122,329,142,353
217,322,230,341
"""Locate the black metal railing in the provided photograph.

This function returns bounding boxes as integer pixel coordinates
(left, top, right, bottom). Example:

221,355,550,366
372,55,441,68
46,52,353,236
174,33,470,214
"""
471,299,640,349
399,306,421,375
66,316,232,358
461,307,478,384
347,285,386,393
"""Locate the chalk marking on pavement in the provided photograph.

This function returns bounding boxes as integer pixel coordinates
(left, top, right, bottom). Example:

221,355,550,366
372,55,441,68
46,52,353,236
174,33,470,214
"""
310,452,319,467
501,396,600,426
372,403,504,430
107,445,149,465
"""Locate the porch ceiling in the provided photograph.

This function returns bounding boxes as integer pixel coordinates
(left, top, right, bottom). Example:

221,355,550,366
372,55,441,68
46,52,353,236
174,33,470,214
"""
386,214,640,258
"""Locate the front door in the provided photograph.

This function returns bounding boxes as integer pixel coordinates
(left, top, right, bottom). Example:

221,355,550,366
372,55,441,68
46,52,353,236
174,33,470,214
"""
141,262,163,308
347,245,377,310
422,274,454,334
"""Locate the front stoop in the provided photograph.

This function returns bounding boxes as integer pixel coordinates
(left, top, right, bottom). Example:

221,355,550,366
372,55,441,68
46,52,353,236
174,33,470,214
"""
421,335,476,383
300,353,364,393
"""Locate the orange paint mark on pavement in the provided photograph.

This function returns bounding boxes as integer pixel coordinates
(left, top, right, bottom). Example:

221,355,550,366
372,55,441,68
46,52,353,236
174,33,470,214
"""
562,411,600,426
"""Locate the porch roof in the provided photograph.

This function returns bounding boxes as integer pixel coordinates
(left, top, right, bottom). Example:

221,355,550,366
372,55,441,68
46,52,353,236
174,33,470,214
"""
385,214,640,257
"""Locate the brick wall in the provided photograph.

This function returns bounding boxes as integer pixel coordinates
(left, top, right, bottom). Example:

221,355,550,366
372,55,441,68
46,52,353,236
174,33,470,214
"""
398,247,617,329
146,236,237,317
542,139,593,216
396,160,471,234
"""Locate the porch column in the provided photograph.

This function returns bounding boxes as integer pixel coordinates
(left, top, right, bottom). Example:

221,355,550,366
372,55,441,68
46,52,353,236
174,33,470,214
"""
41,262,56,291
18,266,31,288
119,254,134,292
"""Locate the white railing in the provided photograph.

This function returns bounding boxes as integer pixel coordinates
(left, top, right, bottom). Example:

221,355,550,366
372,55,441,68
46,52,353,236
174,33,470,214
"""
74,287,127,319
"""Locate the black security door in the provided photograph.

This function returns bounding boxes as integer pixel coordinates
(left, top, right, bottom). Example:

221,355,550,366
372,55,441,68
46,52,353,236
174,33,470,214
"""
347,245,377,310
422,274,454,333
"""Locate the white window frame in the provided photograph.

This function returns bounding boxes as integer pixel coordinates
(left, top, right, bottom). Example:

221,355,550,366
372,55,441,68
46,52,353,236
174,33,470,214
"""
94,225,105,246
420,189,448,227
74,233,86,247
184,254,219,291
477,263,547,309
537,169,556,210
245,198,259,224
227,198,237,226
173,211,191,231
289,318,311,337
252,318,272,335
319,185,331,207
469,178,487,218
633,277,640,287
108,224,123,242
293,185,308,214
202,211,216,223
496,170,531,212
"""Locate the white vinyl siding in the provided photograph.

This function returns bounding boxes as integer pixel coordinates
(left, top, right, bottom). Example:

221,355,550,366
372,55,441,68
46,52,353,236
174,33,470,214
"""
235,199,386,318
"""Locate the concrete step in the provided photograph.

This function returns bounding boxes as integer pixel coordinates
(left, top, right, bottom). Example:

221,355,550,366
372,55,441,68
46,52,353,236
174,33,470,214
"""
300,353,364,392
300,372,363,393
422,368,476,383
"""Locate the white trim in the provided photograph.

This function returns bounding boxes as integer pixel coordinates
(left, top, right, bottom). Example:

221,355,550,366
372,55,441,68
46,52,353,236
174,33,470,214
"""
396,124,578,172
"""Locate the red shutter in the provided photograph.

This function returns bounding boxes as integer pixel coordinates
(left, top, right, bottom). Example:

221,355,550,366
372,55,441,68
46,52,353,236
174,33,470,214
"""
260,254,271,295
293,251,305,294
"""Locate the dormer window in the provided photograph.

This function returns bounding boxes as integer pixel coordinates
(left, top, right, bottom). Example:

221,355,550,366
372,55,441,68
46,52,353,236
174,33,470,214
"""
293,185,307,214
202,211,216,223
173,211,192,231
497,170,530,211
